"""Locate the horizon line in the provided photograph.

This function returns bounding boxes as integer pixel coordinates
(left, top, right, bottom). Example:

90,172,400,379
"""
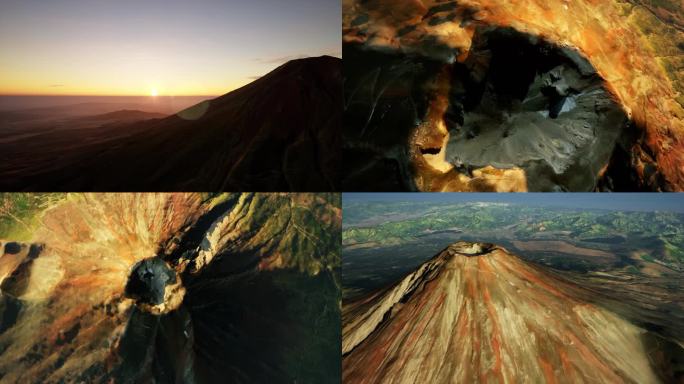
0,94,220,97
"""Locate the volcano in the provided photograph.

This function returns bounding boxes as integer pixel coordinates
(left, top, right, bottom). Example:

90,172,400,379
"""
0,56,341,192
0,193,341,383
342,241,680,383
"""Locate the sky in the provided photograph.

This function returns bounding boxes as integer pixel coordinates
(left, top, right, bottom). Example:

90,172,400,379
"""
0,0,340,96
343,193,684,213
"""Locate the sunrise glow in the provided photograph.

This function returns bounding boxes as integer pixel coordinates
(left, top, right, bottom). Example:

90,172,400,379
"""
0,0,341,96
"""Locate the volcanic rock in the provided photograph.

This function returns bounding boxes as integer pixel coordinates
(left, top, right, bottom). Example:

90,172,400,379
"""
343,0,684,191
342,241,672,383
125,257,177,306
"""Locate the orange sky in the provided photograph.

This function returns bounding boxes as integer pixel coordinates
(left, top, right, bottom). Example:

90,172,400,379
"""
0,0,340,96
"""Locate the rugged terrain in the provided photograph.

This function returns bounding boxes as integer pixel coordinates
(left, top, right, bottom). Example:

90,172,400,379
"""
343,0,684,191
343,241,682,383
0,56,341,191
0,193,341,383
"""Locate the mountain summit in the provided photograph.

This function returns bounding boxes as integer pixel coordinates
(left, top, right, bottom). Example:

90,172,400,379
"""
342,241,669,383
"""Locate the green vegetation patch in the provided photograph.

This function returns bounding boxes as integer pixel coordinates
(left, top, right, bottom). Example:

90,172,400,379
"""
0,193,66,241
343,202,684,269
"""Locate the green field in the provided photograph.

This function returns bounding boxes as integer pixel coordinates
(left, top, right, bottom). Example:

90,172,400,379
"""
0,193,66,240
344,202,684,266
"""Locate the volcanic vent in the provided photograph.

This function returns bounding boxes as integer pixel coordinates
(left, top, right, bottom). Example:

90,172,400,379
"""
342,241,670,383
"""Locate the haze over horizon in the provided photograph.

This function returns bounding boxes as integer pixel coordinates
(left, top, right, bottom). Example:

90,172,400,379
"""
0,0,340,97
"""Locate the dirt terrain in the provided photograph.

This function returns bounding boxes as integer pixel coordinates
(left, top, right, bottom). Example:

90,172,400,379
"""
511,240,615,259
343,242,682,383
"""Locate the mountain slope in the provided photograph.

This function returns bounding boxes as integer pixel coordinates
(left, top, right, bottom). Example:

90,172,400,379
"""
0,56,341,191
342,241,672,383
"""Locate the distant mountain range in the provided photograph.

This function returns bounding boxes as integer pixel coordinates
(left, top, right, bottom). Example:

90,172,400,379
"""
73,109,167,122
0,56,341,191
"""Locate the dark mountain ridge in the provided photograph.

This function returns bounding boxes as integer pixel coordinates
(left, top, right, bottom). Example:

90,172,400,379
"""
0,56,341,191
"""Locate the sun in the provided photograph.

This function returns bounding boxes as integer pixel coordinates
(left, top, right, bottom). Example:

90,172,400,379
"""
150,88,158,97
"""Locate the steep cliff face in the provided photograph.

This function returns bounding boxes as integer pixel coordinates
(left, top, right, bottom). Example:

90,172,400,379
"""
0,193,340,383
342,242,676,383
343,0,684,191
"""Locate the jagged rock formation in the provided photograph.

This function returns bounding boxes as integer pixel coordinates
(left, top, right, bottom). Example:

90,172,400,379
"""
0,193,340,383
343,0,684,191
0,56,341,192
343,241,678,383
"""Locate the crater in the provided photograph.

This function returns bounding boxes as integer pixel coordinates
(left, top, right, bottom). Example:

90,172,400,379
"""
449,242,496,256
343,26,641,191
124,257,184,314
442,28,628,191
